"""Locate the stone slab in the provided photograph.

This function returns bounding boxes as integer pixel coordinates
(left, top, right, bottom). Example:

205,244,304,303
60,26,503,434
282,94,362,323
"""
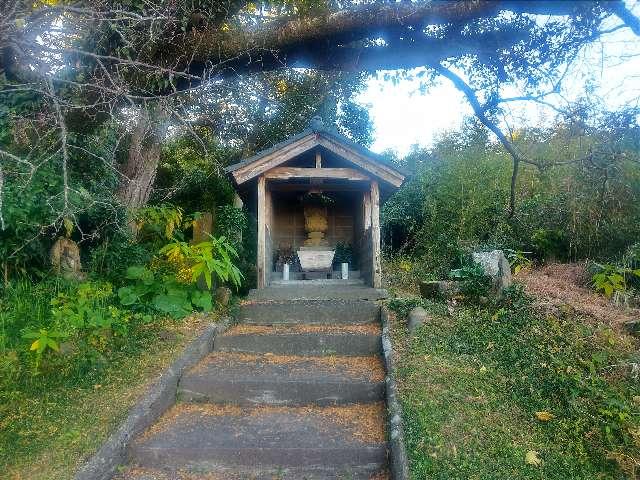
247,285,388,302
214,329,381,356
129,404,388,471
238,299,379,325
116,465,388,479
178,352,385,406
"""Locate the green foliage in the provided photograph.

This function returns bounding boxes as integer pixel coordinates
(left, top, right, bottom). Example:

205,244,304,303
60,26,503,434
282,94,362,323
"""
87,231,155,284
449,263,492,299
333,242,354,267
389,291,640,478
156,130,237,213
0,164,63,277
531,228,568,261
214,205,247,250
388,296,447,320
505,249,533,274
383,115,640,280
160,236,243,290
133,204,185,242
22,328,64,374
117,266,211,318
590,263,640,298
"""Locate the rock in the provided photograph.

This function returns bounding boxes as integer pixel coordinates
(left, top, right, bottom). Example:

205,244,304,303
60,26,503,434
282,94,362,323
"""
472,250,512,296
419,280,461,299
407,306,430,333
215,287,231,306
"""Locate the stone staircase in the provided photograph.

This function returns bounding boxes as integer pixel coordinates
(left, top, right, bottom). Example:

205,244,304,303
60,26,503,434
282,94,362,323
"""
118,285,390,480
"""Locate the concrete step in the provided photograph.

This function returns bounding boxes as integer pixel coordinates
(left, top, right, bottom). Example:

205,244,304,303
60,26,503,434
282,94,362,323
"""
271,270,362,281
129,403,388,473
247,285,388,302
214,324,381,356
238,299,380,325
178,352,385,406
117,466,389,479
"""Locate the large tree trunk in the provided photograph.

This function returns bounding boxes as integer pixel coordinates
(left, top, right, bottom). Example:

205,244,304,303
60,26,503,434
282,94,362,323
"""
117,104,168,209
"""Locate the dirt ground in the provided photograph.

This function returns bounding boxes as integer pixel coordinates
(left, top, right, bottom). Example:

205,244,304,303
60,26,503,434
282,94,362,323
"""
516,262,639,329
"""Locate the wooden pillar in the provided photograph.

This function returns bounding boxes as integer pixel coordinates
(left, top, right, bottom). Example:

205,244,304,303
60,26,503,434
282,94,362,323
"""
257,175,267,288
370,180,382,289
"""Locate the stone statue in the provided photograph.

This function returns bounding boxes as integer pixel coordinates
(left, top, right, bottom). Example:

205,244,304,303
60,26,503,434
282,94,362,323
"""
303,205,329,246
50,237,85,280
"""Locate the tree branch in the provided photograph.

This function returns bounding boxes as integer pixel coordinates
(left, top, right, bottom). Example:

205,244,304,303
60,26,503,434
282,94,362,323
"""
432,63,533,216
609,1,640,36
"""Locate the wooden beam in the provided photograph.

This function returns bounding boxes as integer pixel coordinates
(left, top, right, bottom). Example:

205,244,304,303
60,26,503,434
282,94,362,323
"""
264,167,371,181
233,134,317,184
315,150,322,168
257,175,266,288
370,180,382,289
317,136,405,188
268,183,370,192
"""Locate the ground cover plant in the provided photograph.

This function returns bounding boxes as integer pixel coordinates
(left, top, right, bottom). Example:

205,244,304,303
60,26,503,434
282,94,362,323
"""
0,206,242,478
388,288,640,479
0,283,219,479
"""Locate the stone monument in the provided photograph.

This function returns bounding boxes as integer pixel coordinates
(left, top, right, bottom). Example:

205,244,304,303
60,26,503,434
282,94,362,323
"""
297,200,335,275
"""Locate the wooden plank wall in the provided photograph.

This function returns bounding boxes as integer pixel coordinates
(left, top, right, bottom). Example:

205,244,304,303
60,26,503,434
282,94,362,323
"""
271,197,356,251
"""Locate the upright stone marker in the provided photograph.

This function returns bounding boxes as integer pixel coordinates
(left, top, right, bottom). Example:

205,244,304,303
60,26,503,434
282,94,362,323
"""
472,249,512,296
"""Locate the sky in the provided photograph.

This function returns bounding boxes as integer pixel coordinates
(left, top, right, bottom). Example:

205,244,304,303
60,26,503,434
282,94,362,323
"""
358,5,640,156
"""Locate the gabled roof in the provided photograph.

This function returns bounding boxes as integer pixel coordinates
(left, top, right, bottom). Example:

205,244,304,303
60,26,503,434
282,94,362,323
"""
225,118,407,188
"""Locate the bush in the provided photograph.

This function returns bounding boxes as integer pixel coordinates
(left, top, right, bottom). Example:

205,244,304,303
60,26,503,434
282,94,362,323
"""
382,119,640,275
87,232,155,284
117,266,213,319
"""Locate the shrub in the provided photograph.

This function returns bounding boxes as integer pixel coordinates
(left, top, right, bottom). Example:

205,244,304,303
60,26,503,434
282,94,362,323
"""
449,263,492,300
589,262,640,301
87,232,155,284
132,204,186,243
160,236,243,290
117,266,212,319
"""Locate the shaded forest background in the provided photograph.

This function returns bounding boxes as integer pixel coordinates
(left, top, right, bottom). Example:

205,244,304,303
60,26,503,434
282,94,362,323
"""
1,1,640,477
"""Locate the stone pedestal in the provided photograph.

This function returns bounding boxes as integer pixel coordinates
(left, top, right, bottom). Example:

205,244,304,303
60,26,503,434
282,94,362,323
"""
297,246,335,272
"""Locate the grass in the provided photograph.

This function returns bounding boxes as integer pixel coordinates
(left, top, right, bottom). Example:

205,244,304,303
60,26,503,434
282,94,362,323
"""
388,288,640,480
0,278,222,480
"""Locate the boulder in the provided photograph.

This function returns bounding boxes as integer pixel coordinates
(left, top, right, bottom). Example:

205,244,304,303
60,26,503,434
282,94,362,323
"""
407,306,430,333
472,250,512,296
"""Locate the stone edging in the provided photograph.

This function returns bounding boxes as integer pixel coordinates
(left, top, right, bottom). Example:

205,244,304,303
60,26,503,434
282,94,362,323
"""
381,305,411,480
75,318,230,480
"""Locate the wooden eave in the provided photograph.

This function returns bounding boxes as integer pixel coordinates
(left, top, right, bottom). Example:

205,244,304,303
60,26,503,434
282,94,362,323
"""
227,132,406,188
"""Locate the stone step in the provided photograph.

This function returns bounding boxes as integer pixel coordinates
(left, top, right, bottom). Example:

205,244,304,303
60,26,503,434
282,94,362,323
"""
214,324,381,356
117,466,389,479
247,285,388,302
129,404,388,473
238,299,380,325
178,352,386,406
